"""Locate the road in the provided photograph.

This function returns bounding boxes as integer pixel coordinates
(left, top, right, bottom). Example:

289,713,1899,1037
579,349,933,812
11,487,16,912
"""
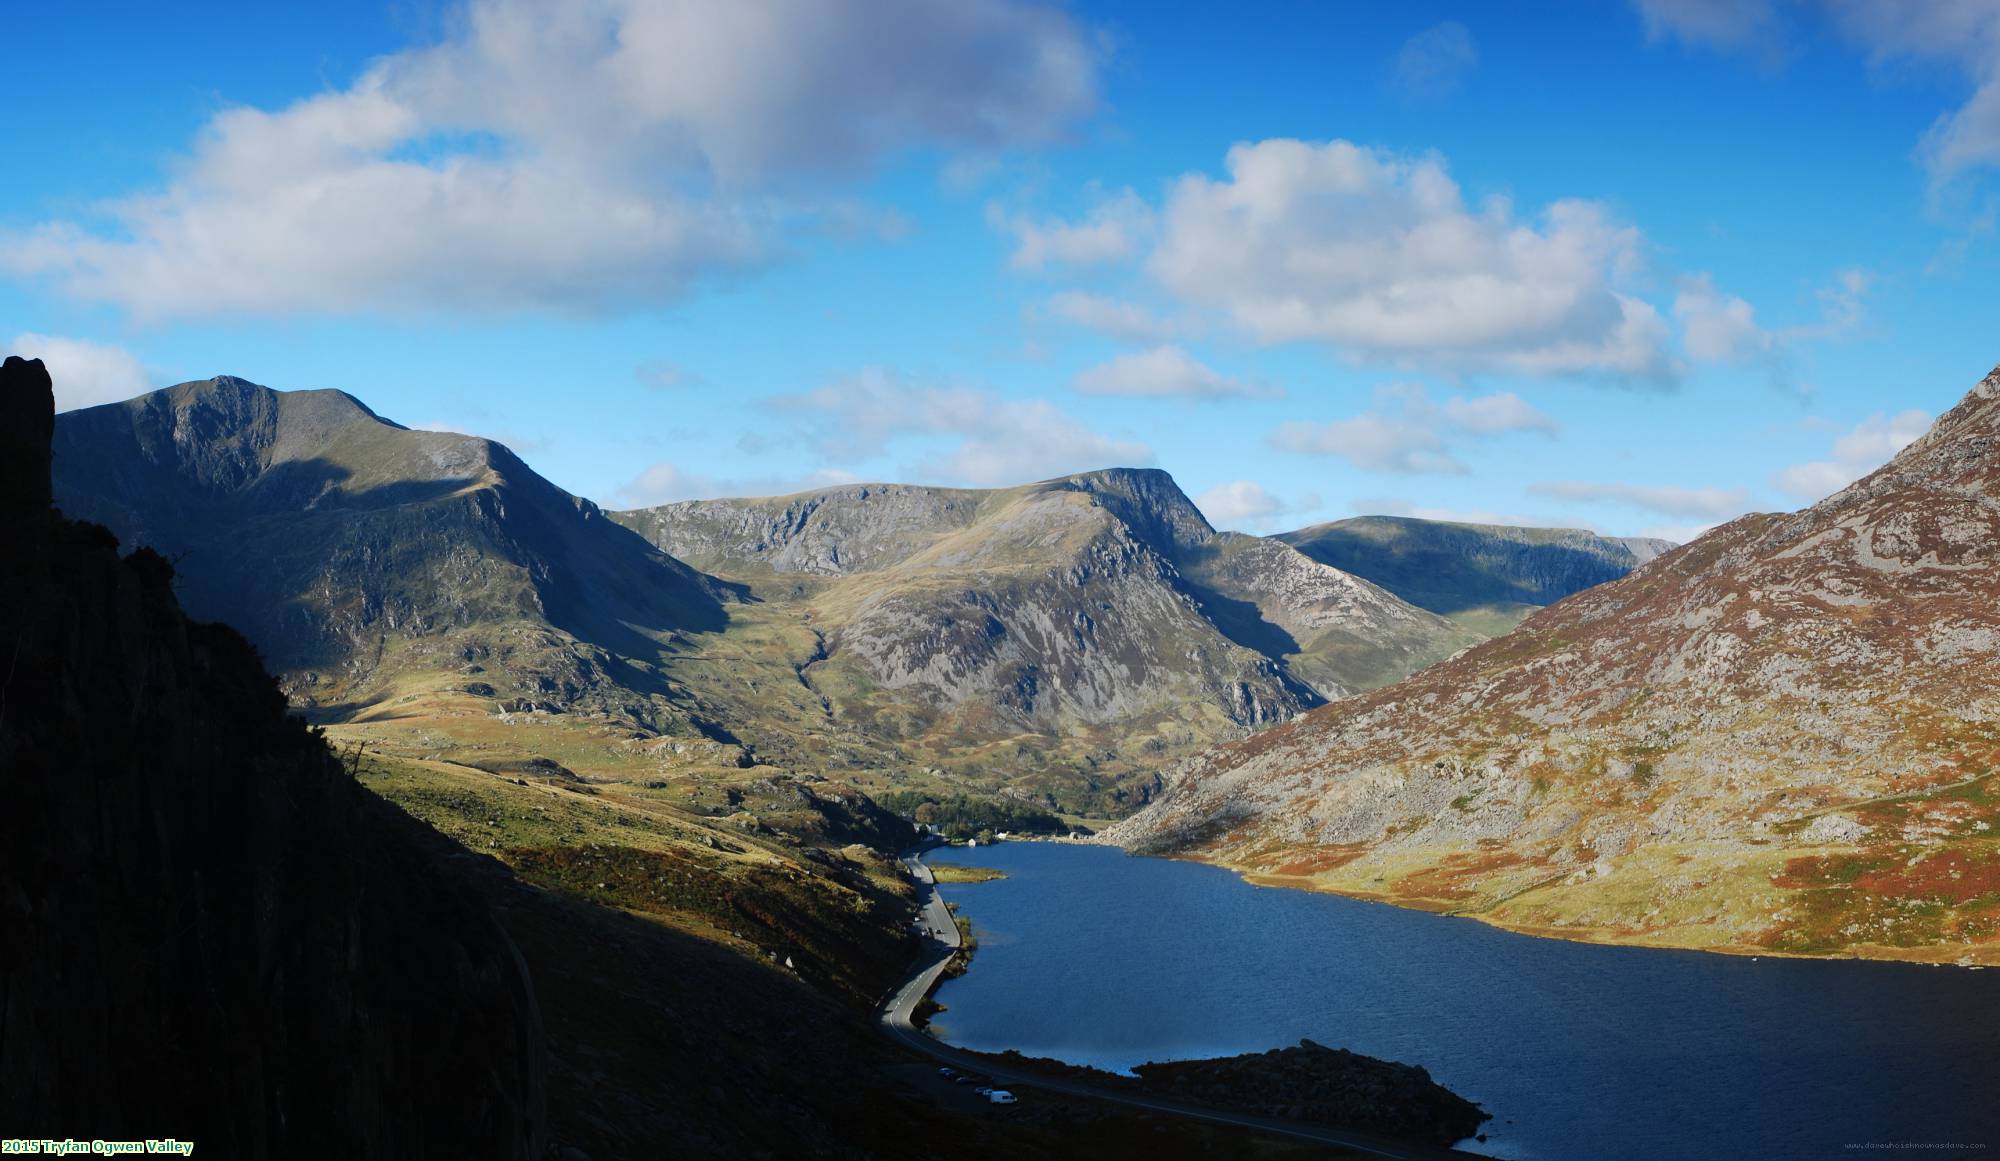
878,851,1492,1161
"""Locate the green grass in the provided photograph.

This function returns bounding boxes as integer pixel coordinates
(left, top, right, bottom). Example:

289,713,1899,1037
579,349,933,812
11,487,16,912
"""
930,864,1007,883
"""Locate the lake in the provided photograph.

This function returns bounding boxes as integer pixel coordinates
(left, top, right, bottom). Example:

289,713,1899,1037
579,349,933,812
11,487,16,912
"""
925,842,2000,1160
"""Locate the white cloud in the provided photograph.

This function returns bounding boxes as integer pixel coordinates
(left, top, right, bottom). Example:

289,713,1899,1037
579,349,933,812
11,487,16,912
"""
1633,1,2000,185
1441,391,1560,435
2,0,1099,318
1392,22,1479,100
1771,407,1933,502
1631,0,1787,54
1040,291,1186,342
1527,480,1754,520
1148,138,1678,382
1824,1,2000,182
9,333,153,412
990,188,1153,271
1270,383,1559,474
1194,480,1318,532
1675,275,1770,363
768,367,1151,486
613,461,861,507
1672,268,1870,389
1072,345,1268,399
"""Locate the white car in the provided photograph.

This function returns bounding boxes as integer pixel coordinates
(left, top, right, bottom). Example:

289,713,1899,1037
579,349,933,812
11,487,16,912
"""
988,1091,1016,1105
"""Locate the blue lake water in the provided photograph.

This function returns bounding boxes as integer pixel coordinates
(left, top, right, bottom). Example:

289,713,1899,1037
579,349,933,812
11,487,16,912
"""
926,842,2000,1161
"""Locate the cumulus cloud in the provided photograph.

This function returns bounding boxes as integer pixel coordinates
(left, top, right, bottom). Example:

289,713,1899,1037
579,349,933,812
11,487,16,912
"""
1771,407,1933,502
1675,275,1770,363
1527,479,1754,520
1392,22,1479,99
1673,268,1871,389
1270,382,1559,474
2,0,1099,318
767,367,1150,486
990,188,1153,272
9,333,153,411
1039,291,1186,342
1148,138,1678,382
1194,480,1319,532
1071,345,1269,399
613,461,861,507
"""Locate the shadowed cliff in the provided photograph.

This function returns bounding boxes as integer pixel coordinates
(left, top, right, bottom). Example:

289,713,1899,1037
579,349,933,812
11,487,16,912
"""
0,356,546,1158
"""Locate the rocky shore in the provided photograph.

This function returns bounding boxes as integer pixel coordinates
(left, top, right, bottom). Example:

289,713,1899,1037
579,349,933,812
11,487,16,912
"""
966,1038,1490,1147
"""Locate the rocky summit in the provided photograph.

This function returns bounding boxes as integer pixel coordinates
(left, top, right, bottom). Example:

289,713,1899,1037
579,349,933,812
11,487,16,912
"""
1110,364,2000,965
616,469,1481,809
53,375,739,732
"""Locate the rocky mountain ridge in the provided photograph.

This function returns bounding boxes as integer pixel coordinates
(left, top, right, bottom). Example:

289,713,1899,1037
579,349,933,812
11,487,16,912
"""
53,375,737,733
1110,364,2000,964
618,470,1483,807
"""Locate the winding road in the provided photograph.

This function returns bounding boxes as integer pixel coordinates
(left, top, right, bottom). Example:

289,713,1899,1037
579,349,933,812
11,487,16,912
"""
878,851,1493,1161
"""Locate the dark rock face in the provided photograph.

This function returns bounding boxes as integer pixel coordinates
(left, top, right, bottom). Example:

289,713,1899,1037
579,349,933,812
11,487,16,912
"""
1278,515,1673,617
0,357,545,1158
1,355,53,513
1133,1039,1489,1147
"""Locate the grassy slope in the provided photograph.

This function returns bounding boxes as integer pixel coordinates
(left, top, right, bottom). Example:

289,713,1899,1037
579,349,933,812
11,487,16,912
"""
354,752,1366,1159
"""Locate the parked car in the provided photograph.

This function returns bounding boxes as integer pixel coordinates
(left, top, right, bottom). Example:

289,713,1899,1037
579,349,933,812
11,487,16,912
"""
937,1067,956,1079
988,1091,1017,1105
953,1075,978,1085
974,1087,993,1096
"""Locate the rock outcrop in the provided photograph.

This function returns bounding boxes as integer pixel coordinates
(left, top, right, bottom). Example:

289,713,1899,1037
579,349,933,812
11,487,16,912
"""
1112,364,2000,964
1,356,546,1157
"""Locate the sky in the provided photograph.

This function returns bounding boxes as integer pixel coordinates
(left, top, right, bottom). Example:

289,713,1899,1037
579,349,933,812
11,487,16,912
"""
6,0,1999,542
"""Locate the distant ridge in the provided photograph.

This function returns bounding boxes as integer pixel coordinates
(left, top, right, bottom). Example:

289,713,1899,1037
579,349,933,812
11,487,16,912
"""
1277,515,1674,636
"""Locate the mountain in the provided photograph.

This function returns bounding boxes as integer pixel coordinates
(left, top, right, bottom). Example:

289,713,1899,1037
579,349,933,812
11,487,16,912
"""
52,375,738,733
17,357,1377,1160
1110,364,2000,965
1,357,546,1157
1277,516,1674,637
50,378,1476,817
618,470,1483,812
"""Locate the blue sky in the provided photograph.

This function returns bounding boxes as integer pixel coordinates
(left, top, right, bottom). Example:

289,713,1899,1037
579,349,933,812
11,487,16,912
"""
7,0,1999,541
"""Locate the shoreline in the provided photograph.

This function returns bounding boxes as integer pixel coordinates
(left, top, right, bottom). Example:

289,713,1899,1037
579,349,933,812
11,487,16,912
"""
880,848,1495,1159
1125,846,1999,970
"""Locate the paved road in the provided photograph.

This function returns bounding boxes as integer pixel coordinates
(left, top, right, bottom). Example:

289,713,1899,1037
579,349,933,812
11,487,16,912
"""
878,852,1492,1161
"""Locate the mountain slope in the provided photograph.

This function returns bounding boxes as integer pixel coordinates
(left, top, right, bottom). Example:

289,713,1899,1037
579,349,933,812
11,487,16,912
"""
1111,364,2000,965
1277,516,1673,636
618,470,1481,811
52,376,737,731
2,356,546,1158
